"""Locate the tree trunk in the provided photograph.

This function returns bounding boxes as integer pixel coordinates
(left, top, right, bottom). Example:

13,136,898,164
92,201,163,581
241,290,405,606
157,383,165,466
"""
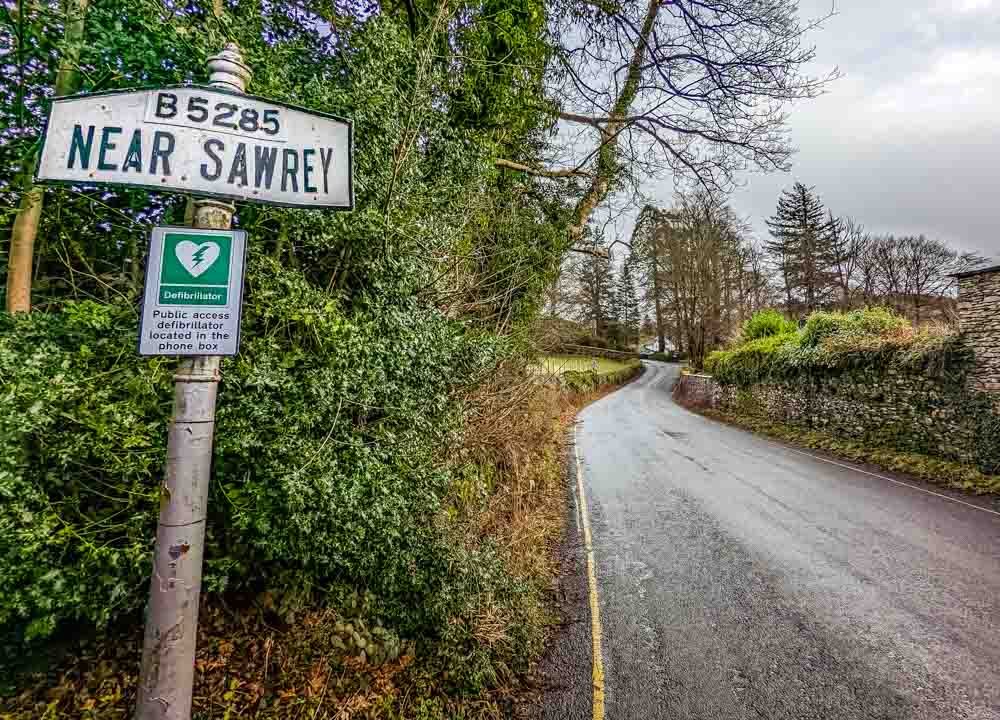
650,228,666,352
6,183,43,313
5,0,89,313
567,0,660,244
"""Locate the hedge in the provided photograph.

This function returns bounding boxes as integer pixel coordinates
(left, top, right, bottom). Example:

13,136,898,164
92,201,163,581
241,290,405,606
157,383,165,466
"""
561,360,643,393
705,308,970,387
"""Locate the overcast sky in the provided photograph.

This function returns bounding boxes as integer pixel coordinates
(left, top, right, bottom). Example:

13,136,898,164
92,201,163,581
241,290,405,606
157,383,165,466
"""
640,0,1000,257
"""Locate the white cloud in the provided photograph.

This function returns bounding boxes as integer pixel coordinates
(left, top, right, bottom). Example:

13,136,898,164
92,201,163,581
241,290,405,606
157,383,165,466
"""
648,0,1000,256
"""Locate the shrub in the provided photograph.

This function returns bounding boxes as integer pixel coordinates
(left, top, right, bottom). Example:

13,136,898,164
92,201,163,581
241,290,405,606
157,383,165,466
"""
0,260,506,659
741,309,796,341
705,332,799,385
705,307,966,387
800,307,907,348
561,361,641,393
0,303,170,648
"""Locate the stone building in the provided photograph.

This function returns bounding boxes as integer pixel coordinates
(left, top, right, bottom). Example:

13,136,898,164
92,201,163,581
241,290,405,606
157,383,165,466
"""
954,258,1000,394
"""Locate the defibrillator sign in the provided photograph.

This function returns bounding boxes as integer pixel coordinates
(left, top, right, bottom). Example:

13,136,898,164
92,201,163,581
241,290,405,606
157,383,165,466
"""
37,86,352,209
138,226,247,356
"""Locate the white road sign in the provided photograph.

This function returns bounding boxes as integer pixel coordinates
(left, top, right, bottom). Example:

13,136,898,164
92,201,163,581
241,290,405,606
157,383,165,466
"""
37,86,352,209
139,226,247,356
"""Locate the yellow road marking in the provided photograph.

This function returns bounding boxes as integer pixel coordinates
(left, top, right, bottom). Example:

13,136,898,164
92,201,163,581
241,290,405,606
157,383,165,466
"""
574,425,605,720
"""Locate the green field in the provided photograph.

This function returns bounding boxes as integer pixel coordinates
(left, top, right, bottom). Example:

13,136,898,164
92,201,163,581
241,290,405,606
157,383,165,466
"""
535,355,633,374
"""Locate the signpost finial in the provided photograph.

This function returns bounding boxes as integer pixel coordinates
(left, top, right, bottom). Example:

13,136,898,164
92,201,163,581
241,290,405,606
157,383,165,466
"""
207,42,251,92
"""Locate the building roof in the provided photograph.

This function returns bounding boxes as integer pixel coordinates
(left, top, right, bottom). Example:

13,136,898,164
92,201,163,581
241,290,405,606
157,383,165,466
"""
952,257,1000,278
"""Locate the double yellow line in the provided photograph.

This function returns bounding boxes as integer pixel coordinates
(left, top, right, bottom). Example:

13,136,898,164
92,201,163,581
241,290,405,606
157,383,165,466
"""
574,426,606,720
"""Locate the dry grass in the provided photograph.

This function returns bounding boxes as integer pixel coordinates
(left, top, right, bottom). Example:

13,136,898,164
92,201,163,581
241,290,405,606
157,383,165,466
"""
1,601,416,720
454,359,628,598
456,365,575,582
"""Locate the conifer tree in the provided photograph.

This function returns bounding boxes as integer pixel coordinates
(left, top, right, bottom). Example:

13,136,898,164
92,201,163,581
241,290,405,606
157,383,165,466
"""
764,182,839,313
617,254,640,346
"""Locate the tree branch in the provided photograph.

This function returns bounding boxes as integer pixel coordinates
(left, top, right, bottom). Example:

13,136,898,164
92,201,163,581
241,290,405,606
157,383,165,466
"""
494,158,591,178
569,244,610,259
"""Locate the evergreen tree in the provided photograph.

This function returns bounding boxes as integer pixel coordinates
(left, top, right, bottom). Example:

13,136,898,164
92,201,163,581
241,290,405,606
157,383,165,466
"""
764,183,839,313
629,205,674,352
569,234,615,336
617,254,641,347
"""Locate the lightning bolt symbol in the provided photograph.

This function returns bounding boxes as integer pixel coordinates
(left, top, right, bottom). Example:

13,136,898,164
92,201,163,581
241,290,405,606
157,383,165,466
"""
191,246,209,267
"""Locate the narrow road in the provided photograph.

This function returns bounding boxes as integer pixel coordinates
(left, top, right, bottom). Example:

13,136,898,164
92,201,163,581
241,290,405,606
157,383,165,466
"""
535,362,1000,720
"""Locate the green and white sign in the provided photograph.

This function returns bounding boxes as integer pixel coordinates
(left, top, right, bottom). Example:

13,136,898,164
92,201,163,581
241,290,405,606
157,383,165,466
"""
139,226,247,355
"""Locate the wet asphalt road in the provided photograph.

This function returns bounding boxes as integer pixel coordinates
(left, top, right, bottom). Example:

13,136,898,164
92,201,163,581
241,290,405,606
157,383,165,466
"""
534,362,1000,720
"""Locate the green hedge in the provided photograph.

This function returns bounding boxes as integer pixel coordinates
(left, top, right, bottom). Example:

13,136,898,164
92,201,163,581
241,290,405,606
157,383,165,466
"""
0,265,513,660
561,361,642,393
705,308,969,387
704,308,1000,478
741,308,797,341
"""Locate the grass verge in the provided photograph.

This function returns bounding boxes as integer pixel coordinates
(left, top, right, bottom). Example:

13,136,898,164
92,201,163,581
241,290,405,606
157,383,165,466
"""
696,408,1000,496
534,355,633,375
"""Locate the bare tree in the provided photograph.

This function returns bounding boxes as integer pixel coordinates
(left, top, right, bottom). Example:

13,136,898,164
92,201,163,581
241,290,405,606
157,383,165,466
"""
650,190,759,367
849,233,983,322
870,235,906,302
899,235,986,322
498,0,836,255
830,216,870,305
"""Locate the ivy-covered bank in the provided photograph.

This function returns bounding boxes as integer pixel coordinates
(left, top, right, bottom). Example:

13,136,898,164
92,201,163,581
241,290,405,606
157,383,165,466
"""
703,309,1000,486
1,0,578,714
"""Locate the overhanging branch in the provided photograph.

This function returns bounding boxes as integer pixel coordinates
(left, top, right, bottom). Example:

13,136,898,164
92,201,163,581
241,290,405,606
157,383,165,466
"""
495,158,591,178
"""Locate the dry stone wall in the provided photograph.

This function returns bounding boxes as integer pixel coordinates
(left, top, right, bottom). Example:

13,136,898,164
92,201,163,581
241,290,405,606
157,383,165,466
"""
712,369,983,467
676,265,1000,474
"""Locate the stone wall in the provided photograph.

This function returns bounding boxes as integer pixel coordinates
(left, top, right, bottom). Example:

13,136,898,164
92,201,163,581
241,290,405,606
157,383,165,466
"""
956,263,1000,395
672,373,716,408
673,269,1000,474
712,369,982,467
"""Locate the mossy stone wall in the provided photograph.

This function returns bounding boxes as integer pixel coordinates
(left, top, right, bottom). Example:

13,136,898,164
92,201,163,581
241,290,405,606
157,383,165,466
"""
713,364,999,472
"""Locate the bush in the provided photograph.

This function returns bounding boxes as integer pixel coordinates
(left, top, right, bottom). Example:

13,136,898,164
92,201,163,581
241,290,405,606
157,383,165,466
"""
1,304,172,647
742,309,797,341
705,308,965,387
705,332,799,386
0,261,505,659
561,361,641,392
800,307,907,348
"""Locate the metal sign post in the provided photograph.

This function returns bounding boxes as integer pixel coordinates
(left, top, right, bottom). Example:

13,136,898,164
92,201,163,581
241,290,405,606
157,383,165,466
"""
133,45,250,720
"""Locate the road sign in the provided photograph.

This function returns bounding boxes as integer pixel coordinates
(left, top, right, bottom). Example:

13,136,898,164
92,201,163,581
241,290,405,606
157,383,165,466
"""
139,226,247,356
36,86,352,209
